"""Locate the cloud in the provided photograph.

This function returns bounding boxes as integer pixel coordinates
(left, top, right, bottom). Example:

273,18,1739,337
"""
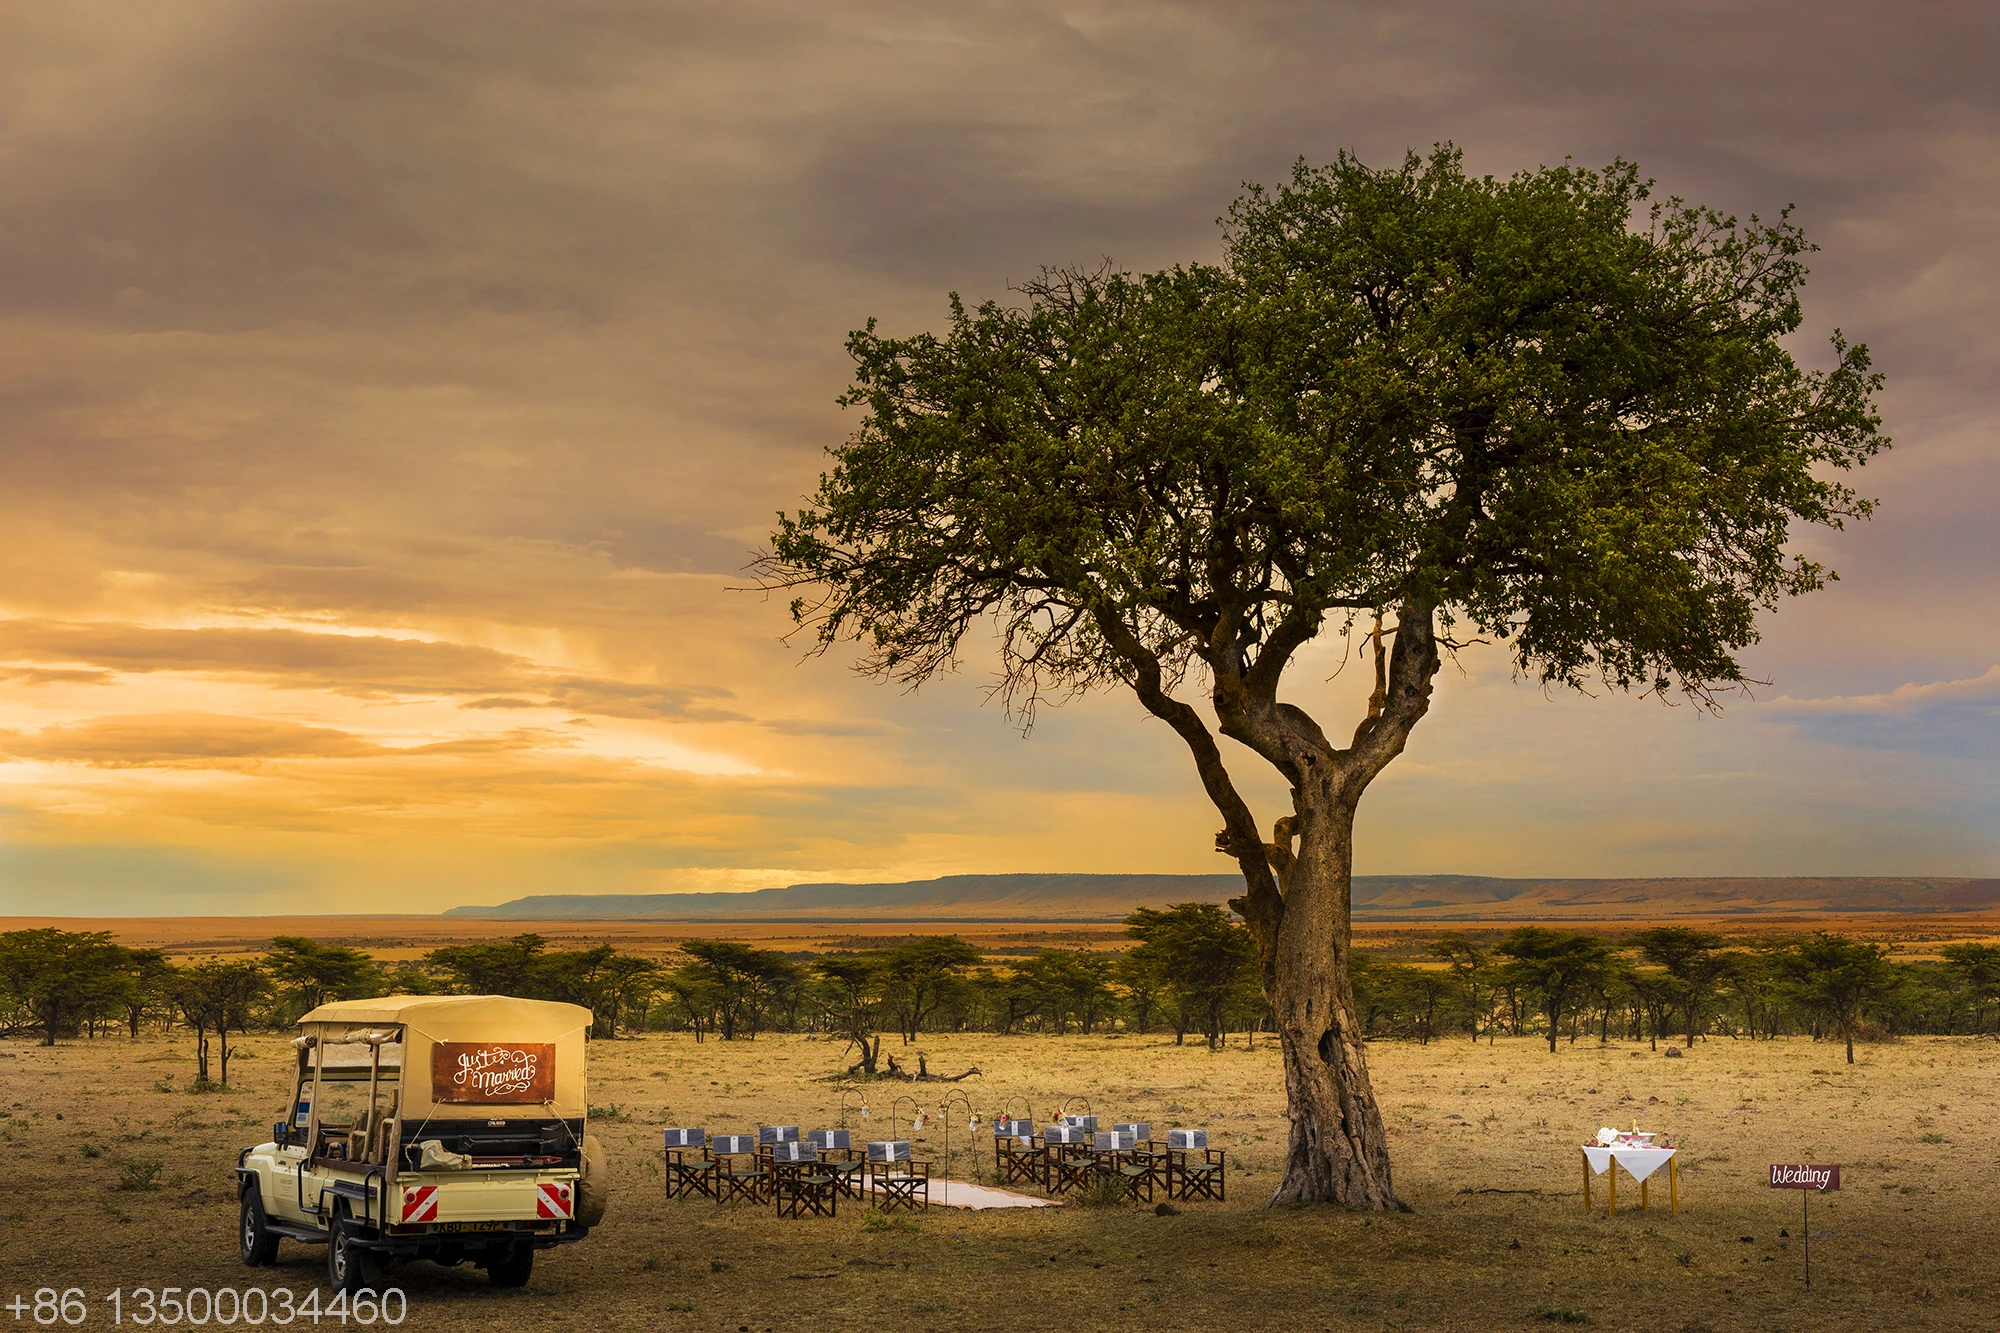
0,618,741,721
1,713,385,767
1765,667,2000,761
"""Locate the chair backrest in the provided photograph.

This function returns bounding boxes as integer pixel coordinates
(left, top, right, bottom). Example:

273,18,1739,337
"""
758,1125,800,1145
1062,1114,1099,1132
1044,1125,1087,1144
712,1133,757,1155
771,1141,819,1163
662,1128,707,1148
1093,1130,1136,1152
1114,1122,1151,1141
1167,1129,1208,1151
866,1140,912,1162
996,1118,1034,1139
806,1128,850,1150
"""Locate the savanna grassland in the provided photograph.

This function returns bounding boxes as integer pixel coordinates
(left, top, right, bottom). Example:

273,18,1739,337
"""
2,1025,1994,1333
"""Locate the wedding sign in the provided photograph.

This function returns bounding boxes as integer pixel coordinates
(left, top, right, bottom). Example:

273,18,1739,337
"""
1769,1164,1841,1190
430,1042,555,1104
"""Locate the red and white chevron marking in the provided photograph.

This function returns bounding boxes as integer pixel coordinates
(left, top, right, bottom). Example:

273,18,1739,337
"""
400,1185,438,1223
535,1181,572,1219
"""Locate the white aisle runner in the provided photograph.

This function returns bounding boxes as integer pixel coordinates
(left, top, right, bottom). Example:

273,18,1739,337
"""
864,1178,1059,1209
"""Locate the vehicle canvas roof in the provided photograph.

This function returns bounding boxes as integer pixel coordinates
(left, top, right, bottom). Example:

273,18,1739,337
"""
298,995,592,1121
298,994,593,1039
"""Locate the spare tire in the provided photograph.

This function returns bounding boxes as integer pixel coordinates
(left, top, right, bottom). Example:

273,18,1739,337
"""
574,1132,610,1226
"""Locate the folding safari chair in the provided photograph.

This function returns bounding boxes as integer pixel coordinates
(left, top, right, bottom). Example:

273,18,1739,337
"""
866,1140,930,1211
1165,1129,1226,1203
662,1128,715,1201
1090,1130,1152,1202
1115,1122,1168,1191
755,1124,800,1168
807,1129,867,1199
1041,1125,1094,1195
992,1119,1044,1189
770,1141,839,1218
710,1134,770,1205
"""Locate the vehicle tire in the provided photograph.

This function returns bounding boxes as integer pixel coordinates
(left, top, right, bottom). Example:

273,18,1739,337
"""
487,1242,534,1288
240,1189,280,1267
575,1133,610,1226
326,1209,389,1294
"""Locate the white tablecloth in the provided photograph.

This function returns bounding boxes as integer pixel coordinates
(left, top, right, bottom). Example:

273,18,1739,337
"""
1582,1145,1676,1183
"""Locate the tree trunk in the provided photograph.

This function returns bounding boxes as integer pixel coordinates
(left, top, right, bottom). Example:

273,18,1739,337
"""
1259,802,1399,1211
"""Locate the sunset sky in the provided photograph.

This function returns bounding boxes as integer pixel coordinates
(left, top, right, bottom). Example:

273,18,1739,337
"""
2,1,1995,916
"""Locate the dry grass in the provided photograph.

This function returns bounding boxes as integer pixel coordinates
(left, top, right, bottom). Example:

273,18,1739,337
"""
2,1026,1994,1331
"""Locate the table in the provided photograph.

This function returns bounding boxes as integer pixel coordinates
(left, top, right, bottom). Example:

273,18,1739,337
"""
1580,1145,1678,1216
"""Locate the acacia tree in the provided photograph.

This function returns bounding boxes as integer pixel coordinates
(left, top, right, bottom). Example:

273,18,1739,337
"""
1628,926,1733,1046
881,937,983,1042
763,147,1886,1208
1126,903,1258,1049
1495,927,1616,1052
1781,932,1896,1063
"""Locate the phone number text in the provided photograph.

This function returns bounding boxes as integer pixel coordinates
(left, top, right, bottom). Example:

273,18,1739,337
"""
5,1290,407,1327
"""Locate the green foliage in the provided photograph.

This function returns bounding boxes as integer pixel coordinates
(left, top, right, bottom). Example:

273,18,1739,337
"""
1495,928,1615,1053
666,939,803,1040
1005,949,1121,1036
0,928,139,1044
1075,1172,1134,1208
264,937,383,1017
860,1208,920,1233
1778,932,1896,1063
880,937,983,1042
1939,943,2000,1034
171,959,267,1086
116,1159,164,1191
1628,927,1732,1047
769,148,1883,709
1125,904,1257,1048
419,933,661,1038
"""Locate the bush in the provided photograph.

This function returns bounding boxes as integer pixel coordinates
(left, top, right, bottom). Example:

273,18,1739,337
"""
1075,1173,1134,1208
117,1159,164,1191
860,1208,919,1233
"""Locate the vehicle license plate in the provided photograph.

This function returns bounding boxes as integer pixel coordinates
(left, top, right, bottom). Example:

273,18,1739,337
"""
437,1221,511,1233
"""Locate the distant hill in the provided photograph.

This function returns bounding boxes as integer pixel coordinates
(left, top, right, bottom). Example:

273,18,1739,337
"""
447,873,2000,922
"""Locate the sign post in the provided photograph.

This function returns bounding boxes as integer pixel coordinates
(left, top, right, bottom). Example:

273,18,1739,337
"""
1768,1164,1840,1290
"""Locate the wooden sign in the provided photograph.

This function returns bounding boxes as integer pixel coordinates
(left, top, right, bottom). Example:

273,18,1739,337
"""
1768,1164,1841,1190
431,1042,555,1104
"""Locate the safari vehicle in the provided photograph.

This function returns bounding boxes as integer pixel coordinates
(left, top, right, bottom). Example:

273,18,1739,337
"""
234,996,607,1292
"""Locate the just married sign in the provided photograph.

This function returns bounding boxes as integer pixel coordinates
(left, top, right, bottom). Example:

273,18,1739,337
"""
431,1041,556,1104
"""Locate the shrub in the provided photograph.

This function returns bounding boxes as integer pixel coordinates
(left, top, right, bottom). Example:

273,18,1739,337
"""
117,1159,164,1191
1075,1174,1133,1208
860,1208,919,1233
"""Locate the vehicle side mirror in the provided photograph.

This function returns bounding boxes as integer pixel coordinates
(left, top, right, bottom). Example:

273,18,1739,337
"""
274,1122,289,1147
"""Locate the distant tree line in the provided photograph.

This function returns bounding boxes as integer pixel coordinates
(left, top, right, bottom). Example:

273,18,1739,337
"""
1355,926,2000,1064
6,916,1998,1078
